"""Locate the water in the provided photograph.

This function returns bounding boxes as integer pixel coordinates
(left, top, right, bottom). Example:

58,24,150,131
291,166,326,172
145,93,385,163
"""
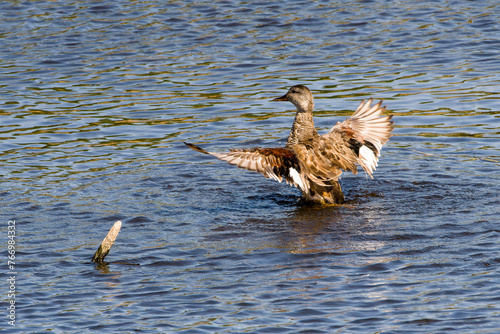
2,0,500,332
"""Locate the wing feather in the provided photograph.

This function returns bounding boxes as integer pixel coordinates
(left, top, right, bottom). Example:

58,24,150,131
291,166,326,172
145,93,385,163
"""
184,143,309,193
325,98,394,177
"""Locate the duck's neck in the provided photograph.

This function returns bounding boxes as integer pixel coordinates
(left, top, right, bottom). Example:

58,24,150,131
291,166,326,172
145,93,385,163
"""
286,110,318,147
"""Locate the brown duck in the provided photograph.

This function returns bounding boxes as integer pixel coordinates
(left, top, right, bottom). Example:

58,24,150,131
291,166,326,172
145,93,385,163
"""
185,85,394,204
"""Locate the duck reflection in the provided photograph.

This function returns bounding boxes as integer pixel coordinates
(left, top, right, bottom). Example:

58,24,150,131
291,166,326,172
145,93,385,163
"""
269,203,387,256
204,196,389,260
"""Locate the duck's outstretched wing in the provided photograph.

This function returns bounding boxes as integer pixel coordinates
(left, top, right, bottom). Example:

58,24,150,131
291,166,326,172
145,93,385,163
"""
184,142,309,192
324,98,394,178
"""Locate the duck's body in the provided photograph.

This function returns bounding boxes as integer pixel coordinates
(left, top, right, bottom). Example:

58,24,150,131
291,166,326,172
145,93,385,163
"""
185,85,394,204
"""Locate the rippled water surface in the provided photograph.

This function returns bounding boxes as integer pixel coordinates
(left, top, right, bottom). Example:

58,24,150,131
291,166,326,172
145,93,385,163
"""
2,1,500,333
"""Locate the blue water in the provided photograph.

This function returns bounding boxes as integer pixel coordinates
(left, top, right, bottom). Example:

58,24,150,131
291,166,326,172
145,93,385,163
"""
2,1,500,333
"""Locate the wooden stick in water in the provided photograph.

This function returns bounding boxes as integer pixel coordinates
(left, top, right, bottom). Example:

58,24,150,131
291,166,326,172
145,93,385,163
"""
92,220,122,263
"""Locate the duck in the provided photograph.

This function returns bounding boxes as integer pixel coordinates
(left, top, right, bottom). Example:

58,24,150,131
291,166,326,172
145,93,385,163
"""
185,85,394,204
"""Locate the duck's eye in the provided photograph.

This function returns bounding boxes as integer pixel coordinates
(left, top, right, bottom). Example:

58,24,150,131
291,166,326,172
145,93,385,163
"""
291,90,298,94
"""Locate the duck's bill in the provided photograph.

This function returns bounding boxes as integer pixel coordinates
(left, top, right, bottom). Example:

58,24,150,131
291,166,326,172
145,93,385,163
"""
272,94,288,102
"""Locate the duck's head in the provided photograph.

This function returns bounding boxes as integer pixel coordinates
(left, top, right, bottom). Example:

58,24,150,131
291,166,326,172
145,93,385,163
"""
272,84,314,113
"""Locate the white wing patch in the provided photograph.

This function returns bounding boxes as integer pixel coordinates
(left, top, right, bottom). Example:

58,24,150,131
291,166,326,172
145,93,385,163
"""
289,167,309,193
358,145,378,177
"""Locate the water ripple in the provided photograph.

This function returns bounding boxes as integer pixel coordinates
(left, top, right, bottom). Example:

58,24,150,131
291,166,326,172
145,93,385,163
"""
2,0,500,333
